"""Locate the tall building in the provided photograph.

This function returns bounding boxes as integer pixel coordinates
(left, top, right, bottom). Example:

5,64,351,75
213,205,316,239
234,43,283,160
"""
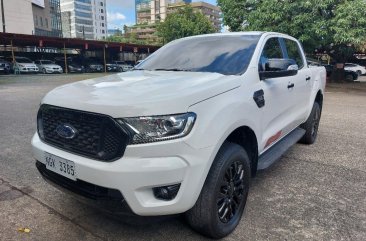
135,0,151,24
135,0,191,24
168,1,221,31
130,0,221,44
60,0,107,40
92,0,107,40
33,0,63,37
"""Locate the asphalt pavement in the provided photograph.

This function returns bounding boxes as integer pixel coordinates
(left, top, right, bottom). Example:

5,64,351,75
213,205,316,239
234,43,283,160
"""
0,74,365,241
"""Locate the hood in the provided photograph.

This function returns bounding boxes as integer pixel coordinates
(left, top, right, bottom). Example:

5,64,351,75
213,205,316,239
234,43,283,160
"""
18,63,37,67
42,70,241,117
43,64,61,68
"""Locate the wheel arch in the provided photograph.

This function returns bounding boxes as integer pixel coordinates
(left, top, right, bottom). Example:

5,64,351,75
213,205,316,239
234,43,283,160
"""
224,126,259,177
315,89,323,110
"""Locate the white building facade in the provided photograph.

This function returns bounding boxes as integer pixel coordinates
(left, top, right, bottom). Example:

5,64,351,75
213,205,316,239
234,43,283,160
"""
0,0,35,35
60,0,106,40
92,0,107,40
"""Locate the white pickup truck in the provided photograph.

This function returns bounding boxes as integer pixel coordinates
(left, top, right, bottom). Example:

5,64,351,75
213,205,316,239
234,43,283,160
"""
32,32,326,238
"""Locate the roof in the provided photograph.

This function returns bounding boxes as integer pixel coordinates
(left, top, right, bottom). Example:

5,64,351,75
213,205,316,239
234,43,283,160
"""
0,32,160,53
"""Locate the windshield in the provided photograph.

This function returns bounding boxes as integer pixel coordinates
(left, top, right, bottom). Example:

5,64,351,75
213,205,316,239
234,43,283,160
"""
136,35,261,75
16,58,33,63
41,60,54,64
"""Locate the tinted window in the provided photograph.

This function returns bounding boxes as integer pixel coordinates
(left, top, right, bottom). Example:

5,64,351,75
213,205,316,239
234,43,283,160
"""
261,38,283,59
16,58,32,63
137,35,261,75
284,39,304,68
41,60,54,64
259,38,283,71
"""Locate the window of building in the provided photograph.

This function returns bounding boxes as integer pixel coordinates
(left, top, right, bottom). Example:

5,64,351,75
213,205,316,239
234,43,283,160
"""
100,9,104,13
45,18,48,28
35,16,38,26
40,17,43,27
101,23,104,27
102,30,105,34
101,16,104,20
100,2,103,6
75,11,93,19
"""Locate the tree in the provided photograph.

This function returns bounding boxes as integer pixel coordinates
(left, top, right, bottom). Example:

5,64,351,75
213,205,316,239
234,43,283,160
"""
217,0,366,81
156,6,216,43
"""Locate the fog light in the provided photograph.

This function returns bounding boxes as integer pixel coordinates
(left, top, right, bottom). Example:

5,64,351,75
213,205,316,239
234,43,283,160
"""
153,184,181,201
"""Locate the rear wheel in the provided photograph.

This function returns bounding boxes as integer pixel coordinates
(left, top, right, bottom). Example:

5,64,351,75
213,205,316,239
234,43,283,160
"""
185,142,251,239
299,102,321,144
42,68,47,74
357,70,362,76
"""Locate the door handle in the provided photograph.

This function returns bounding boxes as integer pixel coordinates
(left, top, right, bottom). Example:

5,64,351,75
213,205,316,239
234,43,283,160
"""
287,83,295,89
306,76,311,81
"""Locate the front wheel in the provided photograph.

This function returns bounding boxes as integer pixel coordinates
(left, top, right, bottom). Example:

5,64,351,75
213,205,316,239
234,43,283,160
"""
299,102,321,144
185,142,251,239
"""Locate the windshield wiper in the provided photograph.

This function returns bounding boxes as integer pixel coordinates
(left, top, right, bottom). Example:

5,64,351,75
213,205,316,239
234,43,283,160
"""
153,68,191,72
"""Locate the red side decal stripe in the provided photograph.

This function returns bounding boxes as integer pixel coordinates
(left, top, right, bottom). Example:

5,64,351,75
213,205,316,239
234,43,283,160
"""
265,130,282,148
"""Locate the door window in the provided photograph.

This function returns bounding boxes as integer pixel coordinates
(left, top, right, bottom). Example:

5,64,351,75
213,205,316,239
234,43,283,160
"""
259,38,284,71
283,39,304,69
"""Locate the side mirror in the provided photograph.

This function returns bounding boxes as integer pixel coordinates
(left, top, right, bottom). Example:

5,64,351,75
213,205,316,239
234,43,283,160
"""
259,58,298,80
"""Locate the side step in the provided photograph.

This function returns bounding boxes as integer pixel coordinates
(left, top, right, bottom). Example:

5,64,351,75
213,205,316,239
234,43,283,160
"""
257,127,306,170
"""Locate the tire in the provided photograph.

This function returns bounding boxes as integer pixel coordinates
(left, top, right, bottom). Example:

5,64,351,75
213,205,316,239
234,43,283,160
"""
299,102,321,144
345,73,354,82
357,70,362,76
42,68,46,74
185,142,251,239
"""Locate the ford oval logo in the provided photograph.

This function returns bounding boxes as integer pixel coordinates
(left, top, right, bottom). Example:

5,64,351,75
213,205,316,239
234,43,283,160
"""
56,124,77,139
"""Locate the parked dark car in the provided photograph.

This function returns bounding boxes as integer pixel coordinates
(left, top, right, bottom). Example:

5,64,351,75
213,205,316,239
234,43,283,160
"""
106,63,119,72
0,59,11,74
84,62,104,73
54,57,84,73
308,60,358,81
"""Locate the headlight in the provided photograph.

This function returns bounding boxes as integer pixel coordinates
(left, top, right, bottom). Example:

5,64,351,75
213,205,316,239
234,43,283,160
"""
117,113,196,144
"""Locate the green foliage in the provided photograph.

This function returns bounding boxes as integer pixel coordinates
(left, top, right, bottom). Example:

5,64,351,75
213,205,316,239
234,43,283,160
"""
156,6,216,43
217,0,366,61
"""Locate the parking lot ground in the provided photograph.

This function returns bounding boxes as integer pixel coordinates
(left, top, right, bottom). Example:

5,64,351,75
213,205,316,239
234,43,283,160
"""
0,74,366,241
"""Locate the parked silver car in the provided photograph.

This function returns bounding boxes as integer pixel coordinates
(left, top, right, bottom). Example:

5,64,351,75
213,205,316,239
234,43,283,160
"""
35,60,63,74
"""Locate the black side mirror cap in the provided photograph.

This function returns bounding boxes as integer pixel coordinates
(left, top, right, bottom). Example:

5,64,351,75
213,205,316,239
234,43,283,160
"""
259,69,298,80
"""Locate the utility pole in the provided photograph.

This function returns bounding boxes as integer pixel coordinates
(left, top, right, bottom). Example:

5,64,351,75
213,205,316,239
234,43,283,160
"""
1,0,5,32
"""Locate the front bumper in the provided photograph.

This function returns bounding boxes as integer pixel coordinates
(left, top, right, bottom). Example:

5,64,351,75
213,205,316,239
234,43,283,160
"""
20,68,39,73
32,133,214,216
44,69,63,73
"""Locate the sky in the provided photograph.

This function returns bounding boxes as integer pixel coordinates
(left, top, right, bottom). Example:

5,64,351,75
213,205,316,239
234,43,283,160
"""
106,0,218,30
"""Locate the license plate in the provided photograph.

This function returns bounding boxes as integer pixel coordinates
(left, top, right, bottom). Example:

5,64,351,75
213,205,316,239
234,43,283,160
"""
44,152,76,180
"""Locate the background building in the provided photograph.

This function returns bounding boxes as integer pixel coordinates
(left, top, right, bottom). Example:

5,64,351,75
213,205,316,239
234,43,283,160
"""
0,0,62,37
168,1,221,31
33,0,63,37
0,0,35,35
129,0,221,44
60,0,106,40
92,0,107,40
135,0,191,24
135,0,151,24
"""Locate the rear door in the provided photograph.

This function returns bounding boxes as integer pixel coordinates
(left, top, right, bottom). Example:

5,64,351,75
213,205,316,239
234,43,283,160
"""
282,38,312,123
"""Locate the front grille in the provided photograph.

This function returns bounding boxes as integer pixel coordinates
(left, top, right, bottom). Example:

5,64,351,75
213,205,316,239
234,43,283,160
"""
38,104,130,161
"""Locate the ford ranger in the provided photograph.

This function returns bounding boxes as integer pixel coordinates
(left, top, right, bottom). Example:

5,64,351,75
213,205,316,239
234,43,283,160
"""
32,32,326,238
